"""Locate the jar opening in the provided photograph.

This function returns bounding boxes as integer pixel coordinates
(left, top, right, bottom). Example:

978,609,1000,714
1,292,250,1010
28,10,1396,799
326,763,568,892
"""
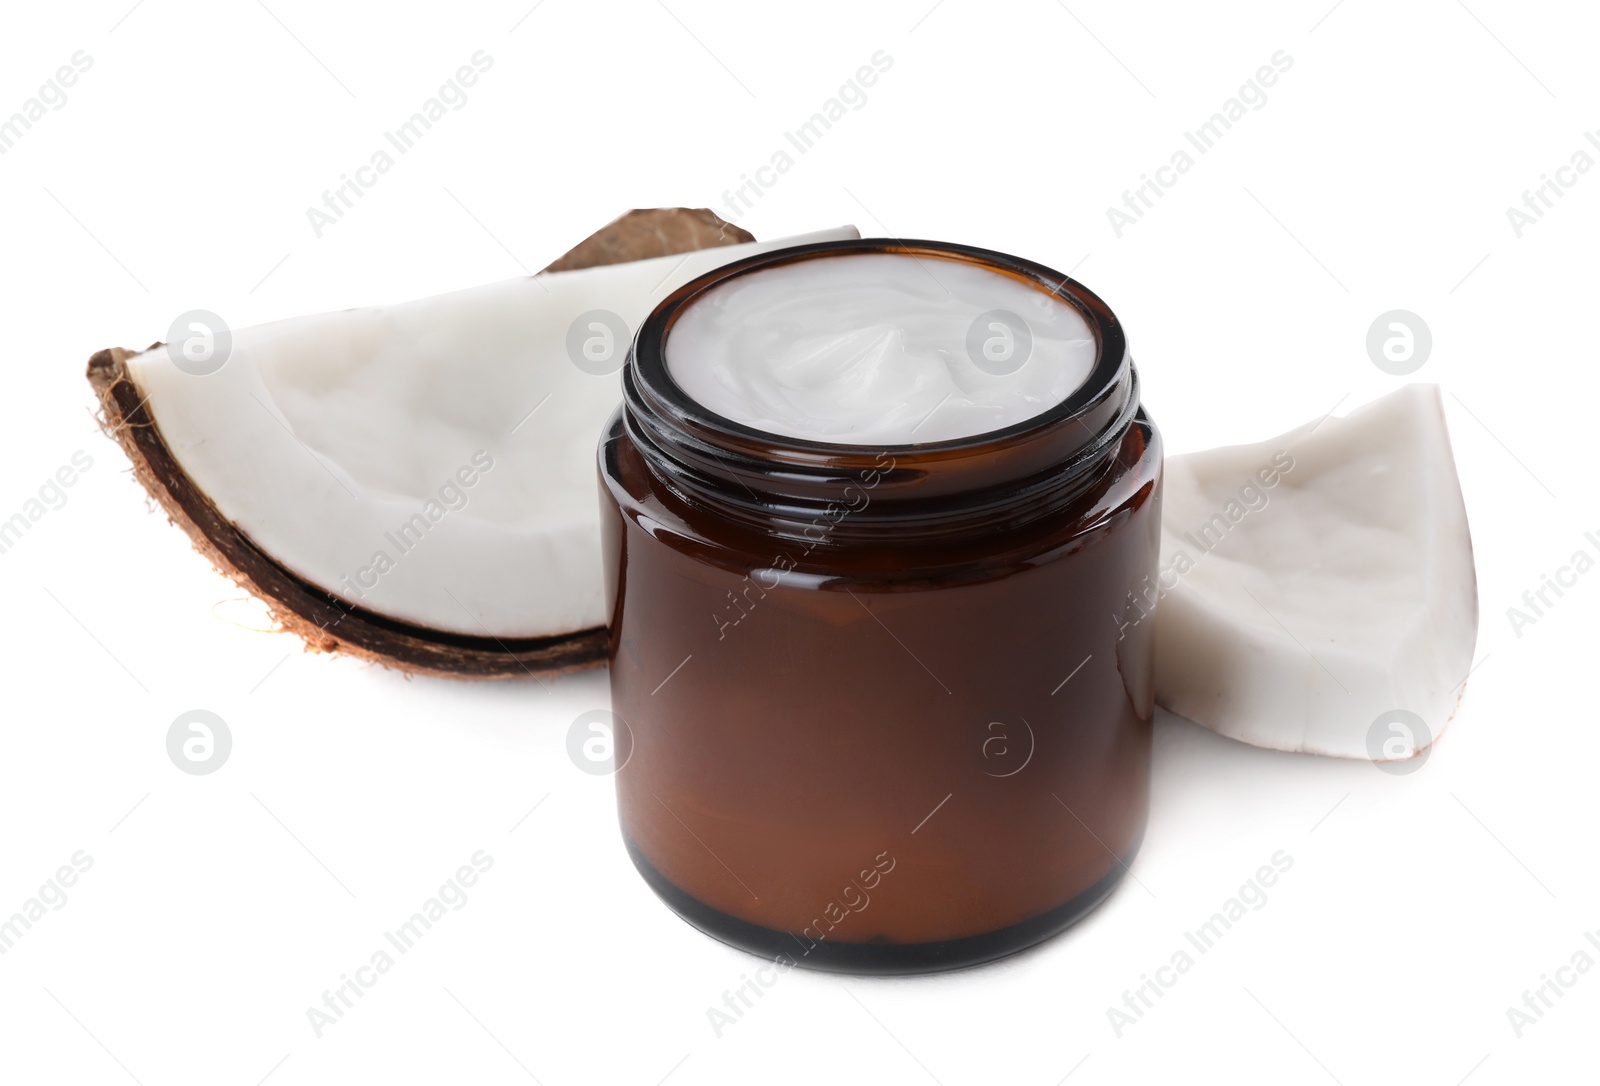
662,250,1101,446
621,239,1141,543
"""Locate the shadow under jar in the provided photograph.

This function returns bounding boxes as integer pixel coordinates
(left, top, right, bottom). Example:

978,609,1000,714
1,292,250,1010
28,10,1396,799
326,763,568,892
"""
597,239,1161,975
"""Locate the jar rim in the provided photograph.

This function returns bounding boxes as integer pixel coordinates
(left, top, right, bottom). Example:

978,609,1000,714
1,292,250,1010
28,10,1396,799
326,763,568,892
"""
629,237,1131,461
618,239,1144,542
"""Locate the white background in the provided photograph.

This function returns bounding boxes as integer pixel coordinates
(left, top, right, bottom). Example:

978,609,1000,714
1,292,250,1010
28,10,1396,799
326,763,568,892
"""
2,1,1596,1083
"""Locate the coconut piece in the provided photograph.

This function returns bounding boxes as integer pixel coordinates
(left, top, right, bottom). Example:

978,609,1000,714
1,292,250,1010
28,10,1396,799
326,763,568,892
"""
1153,385,1478,760
89,210,859,679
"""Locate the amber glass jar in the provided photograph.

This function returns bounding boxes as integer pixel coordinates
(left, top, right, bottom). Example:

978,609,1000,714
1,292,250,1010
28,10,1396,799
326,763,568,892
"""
597,239,1161,974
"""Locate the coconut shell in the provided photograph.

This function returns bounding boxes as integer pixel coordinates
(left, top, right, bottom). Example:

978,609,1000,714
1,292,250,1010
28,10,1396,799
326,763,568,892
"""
86,208,756,680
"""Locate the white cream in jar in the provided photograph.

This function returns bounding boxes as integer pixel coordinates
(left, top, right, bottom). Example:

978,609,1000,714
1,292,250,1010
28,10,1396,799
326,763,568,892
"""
664,252,1097,444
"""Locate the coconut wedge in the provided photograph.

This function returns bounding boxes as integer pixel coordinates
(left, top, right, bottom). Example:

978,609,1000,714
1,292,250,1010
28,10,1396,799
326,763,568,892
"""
90,210,858,678
1153,385,1479,760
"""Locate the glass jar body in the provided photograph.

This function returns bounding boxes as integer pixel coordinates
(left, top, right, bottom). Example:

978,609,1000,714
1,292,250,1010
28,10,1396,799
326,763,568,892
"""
598,407,1161,974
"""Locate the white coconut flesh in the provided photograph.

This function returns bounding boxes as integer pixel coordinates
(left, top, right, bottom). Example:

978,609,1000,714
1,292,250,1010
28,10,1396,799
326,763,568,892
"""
1153,384,1479,760
125,227,859,639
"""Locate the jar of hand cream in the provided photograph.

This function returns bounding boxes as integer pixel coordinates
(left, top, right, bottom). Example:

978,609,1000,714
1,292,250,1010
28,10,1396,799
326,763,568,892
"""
597,239,1161,974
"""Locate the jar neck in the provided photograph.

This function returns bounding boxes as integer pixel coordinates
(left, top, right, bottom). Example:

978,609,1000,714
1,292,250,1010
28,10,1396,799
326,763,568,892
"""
621,239,1140,546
